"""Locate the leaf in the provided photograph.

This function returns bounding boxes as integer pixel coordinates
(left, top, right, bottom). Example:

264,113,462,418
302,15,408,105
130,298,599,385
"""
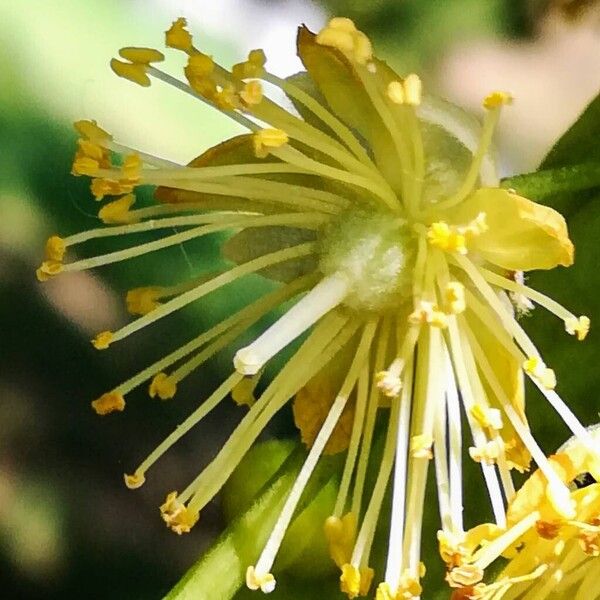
541,92,600,169
501,162,600,201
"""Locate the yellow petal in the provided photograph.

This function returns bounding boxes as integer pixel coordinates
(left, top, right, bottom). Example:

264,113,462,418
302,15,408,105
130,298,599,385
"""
293,349,355,455
464,307,531,472
451,188,574,271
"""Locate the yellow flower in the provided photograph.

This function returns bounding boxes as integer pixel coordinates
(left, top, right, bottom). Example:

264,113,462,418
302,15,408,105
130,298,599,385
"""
449,427,600,600
38,16,596,597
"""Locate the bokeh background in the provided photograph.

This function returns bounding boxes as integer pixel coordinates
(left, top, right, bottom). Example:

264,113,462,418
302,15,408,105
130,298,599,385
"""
1,1,599,598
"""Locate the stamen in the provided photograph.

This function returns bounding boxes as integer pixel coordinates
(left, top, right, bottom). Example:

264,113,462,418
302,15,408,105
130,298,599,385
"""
234,272,350,375
250,321,377,590
436,91,511,210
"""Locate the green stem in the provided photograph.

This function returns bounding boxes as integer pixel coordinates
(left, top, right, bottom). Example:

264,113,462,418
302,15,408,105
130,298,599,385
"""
501,162,600,200
164,447,340,600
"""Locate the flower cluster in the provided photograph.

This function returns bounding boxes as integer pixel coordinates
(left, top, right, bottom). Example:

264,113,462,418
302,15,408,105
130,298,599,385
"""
38,16,597,598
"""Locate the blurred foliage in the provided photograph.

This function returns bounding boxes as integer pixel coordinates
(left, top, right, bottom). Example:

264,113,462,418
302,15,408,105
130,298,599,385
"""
0,1,598,599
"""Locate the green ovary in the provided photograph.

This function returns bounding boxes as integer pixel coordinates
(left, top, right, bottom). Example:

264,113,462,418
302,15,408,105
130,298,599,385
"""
318,209,415,313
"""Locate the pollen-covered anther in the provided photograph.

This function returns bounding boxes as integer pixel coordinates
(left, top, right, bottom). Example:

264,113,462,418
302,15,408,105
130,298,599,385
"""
165,17,194,52
410,434,434,459
98,193,138,224
446,564,485,589
408,301,448,328
232,49,267,80
246,566,276,593
579,526,600,555
469,441,500,465
403,73,422,106
36,260,63,282
74,119,112,142
125,286,163,315
91,391,125,415
324,513,356,567
483,91,513,109
111,47,164,87
445,281,466,314
149,372,177,400
72,155,101,176
470,404,503,431
91,177,134,201
427,222,467,255
240,80,263,106
253,128,289,158
45,236,66,262
160,491,199,534
340,563,374,598
375,369,402,398
92,330,114,350
387,81,405,105
565,315,590,341
523,357,556,390
535,519,561,539
438,530,468,568
316,17,373,65
123,472,146,489
121,153,141,181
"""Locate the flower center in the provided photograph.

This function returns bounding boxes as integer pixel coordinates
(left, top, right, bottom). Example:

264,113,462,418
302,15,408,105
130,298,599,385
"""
318,209,415,312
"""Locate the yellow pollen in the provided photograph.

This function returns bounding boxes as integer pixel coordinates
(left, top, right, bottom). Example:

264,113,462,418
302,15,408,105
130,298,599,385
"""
98,193,138,224
403,73,422,106
445,281,466,314
246,566,276,593
110,58,151,87
118,47,165,64
253,128,289,158
91,178,134,201
123,472,145,489
339,563,373,598
316,17,373,65
469,441,500,465
427,222,467,255
579,527,600,555
240,80,263,106
523,357,556,390
36,260,63,282
74,120,112,142
376,582,394,600
376,370,402,397
125,286,162,316
565,315,590,341
387,81,405,105
470,405,503,431
92,330,114,350
91,391,125,415
446,564,484,588
410,434,434,459
324,513,357,567
45,236,66,262
77,139,106,162
165,18,193,52
483,91,513,109
213,84,240,111
160,491,199,534
149,373,177,400
232,48,266,80
121,154,141,181
72,155,100,177
408,301,448,328
186,52,215,78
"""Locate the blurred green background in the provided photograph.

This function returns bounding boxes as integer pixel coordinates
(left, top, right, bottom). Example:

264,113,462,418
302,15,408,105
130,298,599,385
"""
1,1,599,598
